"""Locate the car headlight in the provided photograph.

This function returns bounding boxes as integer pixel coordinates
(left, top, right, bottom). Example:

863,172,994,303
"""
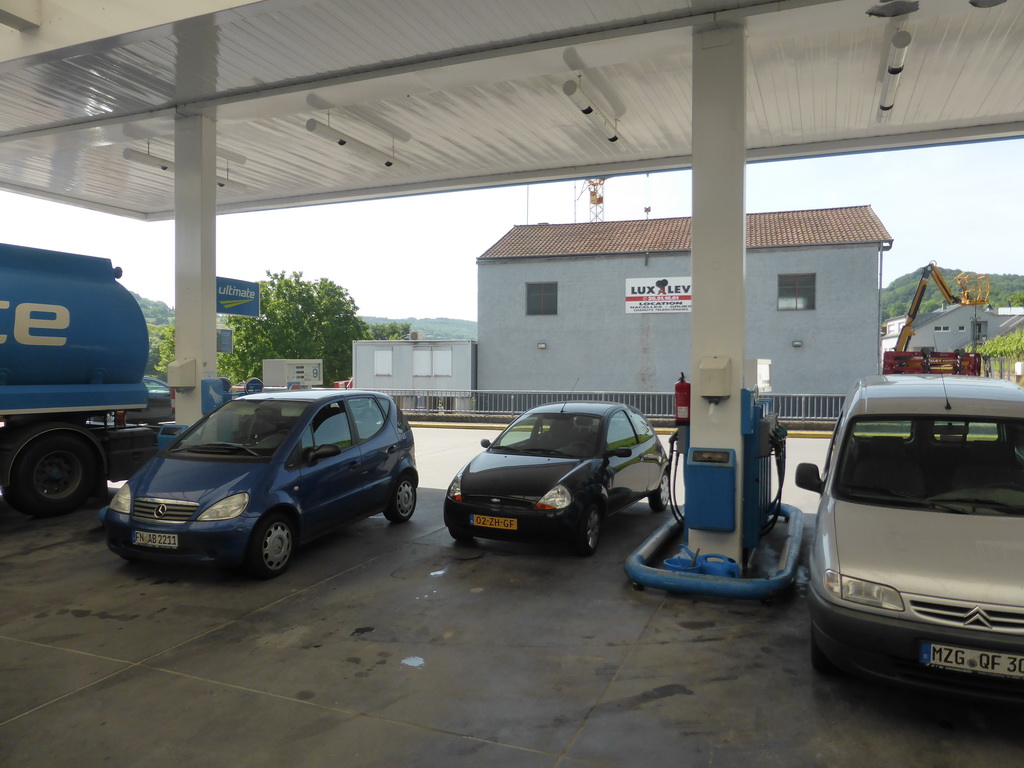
109,484,131,515
447,471,463,501
197,492,249,521
535,484,572,511
825,569,904,611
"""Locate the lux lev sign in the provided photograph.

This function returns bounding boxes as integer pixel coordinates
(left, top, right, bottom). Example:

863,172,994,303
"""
624,277,692,314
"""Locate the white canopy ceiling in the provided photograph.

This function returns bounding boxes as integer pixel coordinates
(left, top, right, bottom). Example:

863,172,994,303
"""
2,0,1022,221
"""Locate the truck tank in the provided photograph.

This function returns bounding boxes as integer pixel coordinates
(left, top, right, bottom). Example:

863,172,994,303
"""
1,243,158,518
0,243,149,387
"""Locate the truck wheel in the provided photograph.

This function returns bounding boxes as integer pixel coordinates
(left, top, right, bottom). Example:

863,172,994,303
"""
7,434,98,517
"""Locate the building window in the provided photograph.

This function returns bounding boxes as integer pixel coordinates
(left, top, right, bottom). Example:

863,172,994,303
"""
412,346,454,378
413,347,432,376
935,325,950,332
374,349,392,376
527,282,558,315
778,274,815,310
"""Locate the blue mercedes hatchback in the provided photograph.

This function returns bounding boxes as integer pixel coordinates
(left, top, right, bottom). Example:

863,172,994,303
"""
104,389,417,578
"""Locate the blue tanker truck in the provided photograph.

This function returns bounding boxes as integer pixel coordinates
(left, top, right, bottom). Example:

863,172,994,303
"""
0,243,159,517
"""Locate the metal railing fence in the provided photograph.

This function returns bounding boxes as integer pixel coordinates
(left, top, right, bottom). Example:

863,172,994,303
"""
375,388,845,425
988,357,1024,386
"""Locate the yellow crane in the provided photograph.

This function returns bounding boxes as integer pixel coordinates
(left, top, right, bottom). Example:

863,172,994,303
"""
893,262,990,352
585,178,605,223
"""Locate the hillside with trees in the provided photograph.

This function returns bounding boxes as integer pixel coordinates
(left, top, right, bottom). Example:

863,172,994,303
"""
881,267,1024,321
360,316,477,340
132,292,173,326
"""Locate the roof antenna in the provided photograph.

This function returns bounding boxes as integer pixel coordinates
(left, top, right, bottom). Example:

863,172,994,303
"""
560,378,580,412
940,374,952,410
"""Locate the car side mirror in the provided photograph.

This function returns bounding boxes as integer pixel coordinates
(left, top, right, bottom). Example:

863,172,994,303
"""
309,443,342,463
795,462,823,494
480,438,491,448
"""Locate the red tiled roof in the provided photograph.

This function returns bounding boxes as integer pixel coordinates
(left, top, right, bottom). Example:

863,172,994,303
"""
479,205,892,259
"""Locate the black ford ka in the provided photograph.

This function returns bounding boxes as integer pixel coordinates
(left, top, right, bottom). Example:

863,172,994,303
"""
443,402,670,555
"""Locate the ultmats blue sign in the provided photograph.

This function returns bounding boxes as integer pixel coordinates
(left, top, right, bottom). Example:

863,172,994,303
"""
216,277,260,317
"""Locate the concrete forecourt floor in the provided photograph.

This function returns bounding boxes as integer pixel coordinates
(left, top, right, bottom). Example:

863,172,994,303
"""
1,427,1022,768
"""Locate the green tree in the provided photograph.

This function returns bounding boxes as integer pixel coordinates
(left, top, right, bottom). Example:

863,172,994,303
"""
367,321,412,340
154,324,175,378
1007,291,1024,307
145,325,164,376
219,271,368,384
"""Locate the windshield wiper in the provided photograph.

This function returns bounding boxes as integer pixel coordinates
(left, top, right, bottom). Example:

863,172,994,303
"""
843,484,972,513
174,442,260,456
929,495,1022,514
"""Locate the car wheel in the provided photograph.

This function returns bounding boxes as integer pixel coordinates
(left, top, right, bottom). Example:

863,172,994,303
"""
383,473,417,523
648,468,670,512
6,434,98,517
810,629,839,675
572,503,601,557
245,512,295,579
447,526,475,543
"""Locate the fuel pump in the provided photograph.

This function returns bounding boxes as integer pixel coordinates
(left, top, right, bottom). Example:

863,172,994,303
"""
626,371,802,599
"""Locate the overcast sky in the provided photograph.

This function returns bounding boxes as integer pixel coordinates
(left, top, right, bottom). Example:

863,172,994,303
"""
3,136,1021,322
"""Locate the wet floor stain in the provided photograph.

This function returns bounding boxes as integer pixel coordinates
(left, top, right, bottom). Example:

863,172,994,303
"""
595,683,694,712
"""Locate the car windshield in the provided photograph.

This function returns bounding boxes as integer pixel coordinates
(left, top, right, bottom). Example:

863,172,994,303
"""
490,412,602,458
835,416,1024,514
169,399,309,458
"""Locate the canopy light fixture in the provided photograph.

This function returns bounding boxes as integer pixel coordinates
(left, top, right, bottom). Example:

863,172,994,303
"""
305,118,398,168
866,0,919,18
215,177,248,192
122,148,248,192
123,147,172,170
562,80,619,142
877,29,912,120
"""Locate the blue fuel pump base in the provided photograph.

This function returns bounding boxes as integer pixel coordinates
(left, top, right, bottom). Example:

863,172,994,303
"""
624,505,803,599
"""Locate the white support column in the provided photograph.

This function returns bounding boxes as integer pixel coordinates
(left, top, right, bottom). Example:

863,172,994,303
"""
172,114,218,425
688,24,747,563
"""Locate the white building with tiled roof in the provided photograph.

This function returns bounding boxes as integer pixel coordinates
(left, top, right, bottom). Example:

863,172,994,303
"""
477,205,893,394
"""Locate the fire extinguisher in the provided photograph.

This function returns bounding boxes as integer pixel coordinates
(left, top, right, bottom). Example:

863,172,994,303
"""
674,372,691,426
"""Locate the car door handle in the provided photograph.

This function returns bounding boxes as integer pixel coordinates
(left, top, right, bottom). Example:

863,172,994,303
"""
387,444,397,454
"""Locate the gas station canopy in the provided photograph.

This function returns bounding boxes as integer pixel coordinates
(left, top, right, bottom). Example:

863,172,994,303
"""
1,0,1022,221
